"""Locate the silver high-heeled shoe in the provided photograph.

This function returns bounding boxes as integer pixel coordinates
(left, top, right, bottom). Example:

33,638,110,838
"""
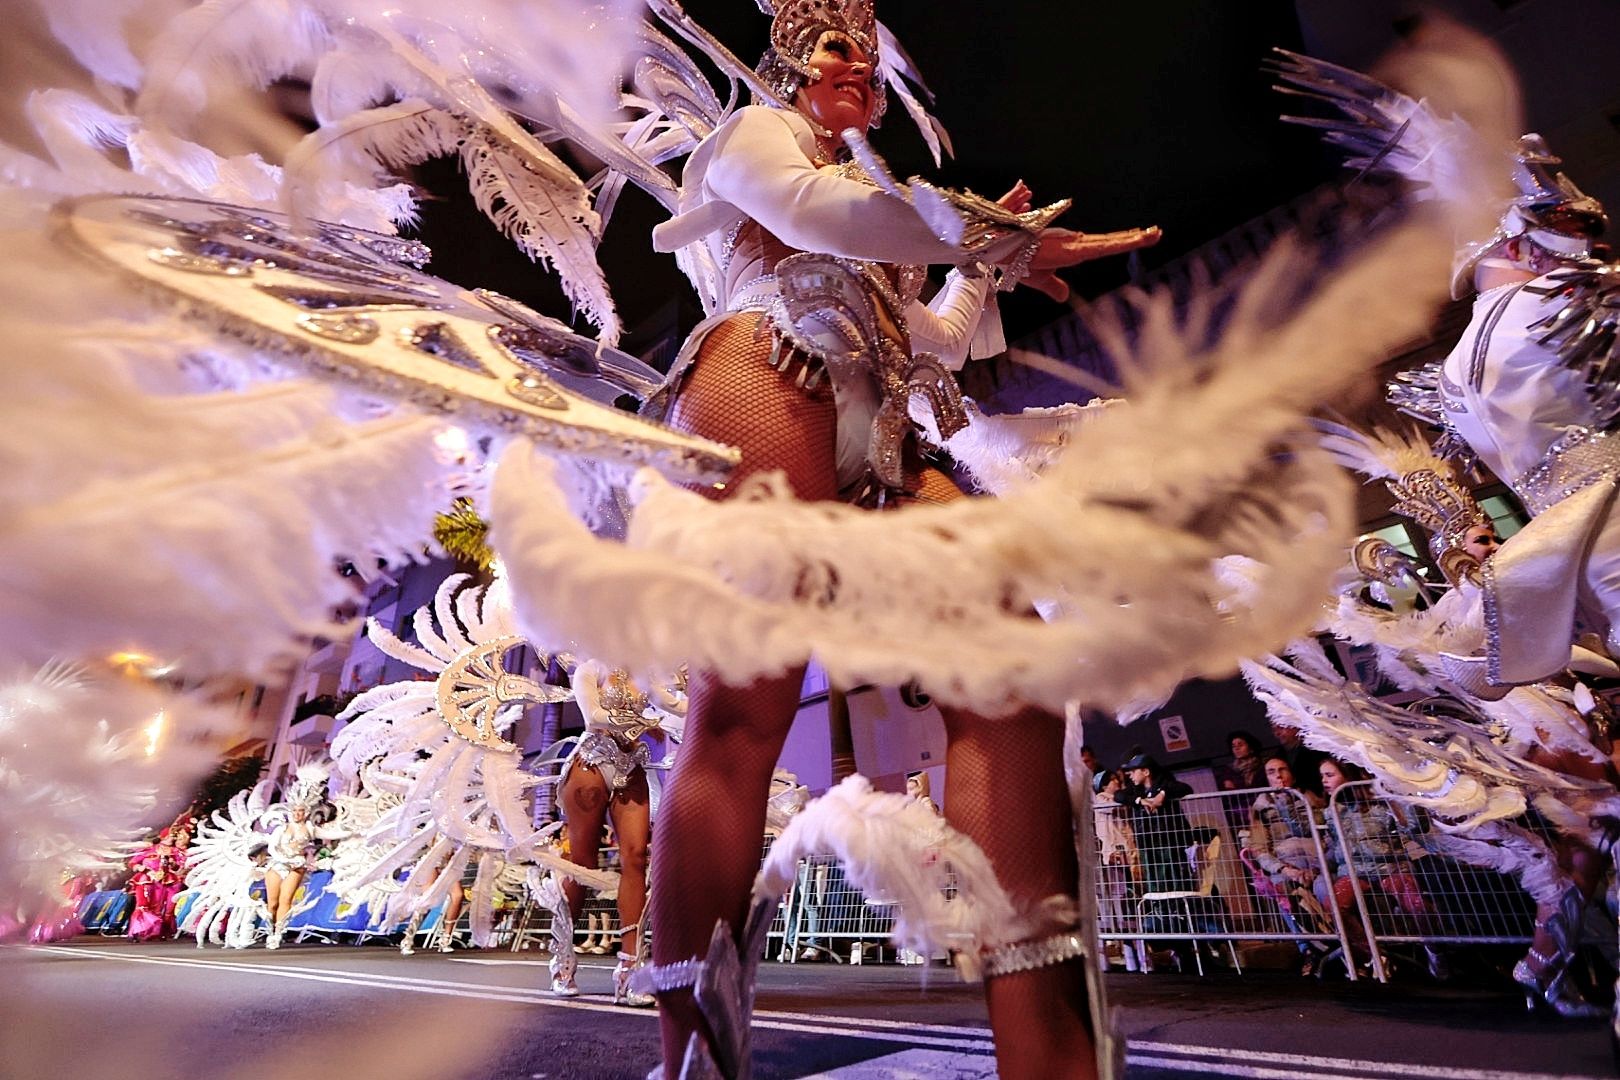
1514,951,1604,1019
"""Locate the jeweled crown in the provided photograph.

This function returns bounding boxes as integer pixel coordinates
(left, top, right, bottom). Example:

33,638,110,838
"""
1385,466,1492,567
756,0,886,122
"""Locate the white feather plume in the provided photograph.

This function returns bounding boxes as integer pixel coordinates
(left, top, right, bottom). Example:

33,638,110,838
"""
753,775,1071,969
282,99,466,227
494,222,1453,715
0,662,213,934
133,0,330,136
182,783,273,947
1313,419,1449,484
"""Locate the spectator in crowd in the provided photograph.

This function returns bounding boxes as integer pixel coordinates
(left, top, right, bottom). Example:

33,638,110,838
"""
1316,759,1427,915
1079,744,1100,776
1123,753,1196,896
1318,759,1457,978
1093,770,1141,968
1249,757,1323,890
1246,757,1332,970
1270,720,1327,798
1215,730,1266,792
906,771,941,815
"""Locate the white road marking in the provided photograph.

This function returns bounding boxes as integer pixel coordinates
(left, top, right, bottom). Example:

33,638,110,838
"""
799,1047,998,1078
1126,1055,1375,1080
30,946,995,1054
1127,1040,1601,1080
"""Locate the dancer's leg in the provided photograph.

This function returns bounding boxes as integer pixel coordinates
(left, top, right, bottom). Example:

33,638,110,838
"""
903,466,1095,1077
652,670,807,1069
276,869,305,925
560,763,611,918
263,871,284,921
655,314,839,1071
608,769,652,956
939,701,1096,1080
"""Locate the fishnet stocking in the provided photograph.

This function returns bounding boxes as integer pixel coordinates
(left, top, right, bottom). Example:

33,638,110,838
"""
907,474,1096,1079
654,314,836,1068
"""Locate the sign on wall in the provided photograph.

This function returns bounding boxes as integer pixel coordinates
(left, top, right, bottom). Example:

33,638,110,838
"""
1158,714,1191,754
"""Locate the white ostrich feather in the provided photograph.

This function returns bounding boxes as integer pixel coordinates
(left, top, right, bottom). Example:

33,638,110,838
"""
753,775,1075,969
1420,822,1569,908
1242,646,1606,841
0,663,212,933
458,126,619,344
1322,581,1613,767
182,782,273,948
38,0,189,92
915,397,1117,495
282,99,466,229
133,0,330,135
874,22,952,166
495,222,1453,715
1313,419,1451,484
1272,22,1517,235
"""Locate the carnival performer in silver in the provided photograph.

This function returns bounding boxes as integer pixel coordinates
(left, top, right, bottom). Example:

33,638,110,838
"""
1275,45,1616,691
634,1,1157,1073
548,661,680,1004
261,764,332,949
1306,422,1620,1016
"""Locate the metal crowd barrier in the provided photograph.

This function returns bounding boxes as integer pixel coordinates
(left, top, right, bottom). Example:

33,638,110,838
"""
505,838,794,960
779,854,903,964
1324,780,1535,982
1094,788,1356,977
1091,783,1542,982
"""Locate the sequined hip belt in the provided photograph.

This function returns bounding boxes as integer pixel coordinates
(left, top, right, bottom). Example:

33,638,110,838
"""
571,730,651,792
1512,427,1620,515
764,253,967,494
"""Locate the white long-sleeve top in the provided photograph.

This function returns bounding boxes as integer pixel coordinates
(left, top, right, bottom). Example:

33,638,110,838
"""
1440,277,1596,487
653,105,1013,365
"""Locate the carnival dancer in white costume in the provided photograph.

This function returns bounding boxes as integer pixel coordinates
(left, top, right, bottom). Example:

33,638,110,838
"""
261,763,334,948
328,574,618,959
547,661,681,1004
626,2,1165,1070
1274,46,1616,691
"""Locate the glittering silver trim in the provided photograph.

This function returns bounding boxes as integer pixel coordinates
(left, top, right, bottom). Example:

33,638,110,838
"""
980,930,1087,980
54,194,739,484
148,247,252,276
297,313,379,344
633,957,702,995
1511,427,1620,516
572,730,653,792
1481,554,1506,687
1468,282,1528,390
769,252,966,489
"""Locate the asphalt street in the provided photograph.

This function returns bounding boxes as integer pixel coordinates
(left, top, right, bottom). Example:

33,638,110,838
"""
3,940,1613,1079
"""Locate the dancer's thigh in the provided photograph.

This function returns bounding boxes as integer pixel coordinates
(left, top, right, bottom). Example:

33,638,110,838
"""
561,765,610,864
608,770,652,866
666,313,839,502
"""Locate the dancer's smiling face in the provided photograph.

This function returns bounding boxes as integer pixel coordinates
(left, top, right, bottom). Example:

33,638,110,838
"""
1460,524,1501,565
794,31,877,139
